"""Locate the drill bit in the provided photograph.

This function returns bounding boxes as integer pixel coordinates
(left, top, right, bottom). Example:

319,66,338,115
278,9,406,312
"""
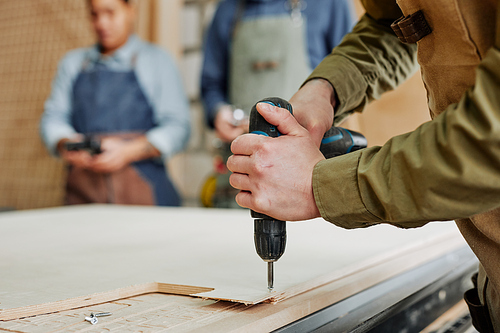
268,262,274,291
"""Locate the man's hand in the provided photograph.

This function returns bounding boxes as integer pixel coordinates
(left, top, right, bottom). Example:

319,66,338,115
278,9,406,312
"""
58,136,93,169
214,105,249,142
227,102,325,221
88,137,132,173
88,136,161,174
290,79,336,147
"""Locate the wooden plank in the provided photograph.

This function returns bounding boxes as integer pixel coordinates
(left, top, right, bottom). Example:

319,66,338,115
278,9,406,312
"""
0,244,471,332
0,205,467,321
188,238,468,333
0,243,471,332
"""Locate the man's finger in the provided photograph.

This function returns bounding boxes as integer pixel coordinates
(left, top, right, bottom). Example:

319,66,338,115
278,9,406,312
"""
226,154,252,175
230,133,267,155
235,190,253,210
88,156,110,170
229,172,251,191
256,102,309,137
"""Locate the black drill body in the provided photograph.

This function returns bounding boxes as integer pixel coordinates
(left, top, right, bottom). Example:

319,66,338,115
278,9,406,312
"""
249,97,367,290
64,136,102,155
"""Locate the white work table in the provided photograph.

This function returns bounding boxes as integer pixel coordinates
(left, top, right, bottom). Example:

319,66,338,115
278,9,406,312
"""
0,205,477,332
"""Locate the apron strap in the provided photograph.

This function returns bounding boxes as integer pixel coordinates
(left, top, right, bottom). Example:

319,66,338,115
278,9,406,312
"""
231,0,246,40
80,51,93,71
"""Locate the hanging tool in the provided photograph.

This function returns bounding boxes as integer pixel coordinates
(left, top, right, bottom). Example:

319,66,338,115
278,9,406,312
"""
249,97,367,291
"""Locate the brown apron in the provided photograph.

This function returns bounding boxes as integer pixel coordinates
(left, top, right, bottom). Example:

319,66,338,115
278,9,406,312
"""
395,0,500,330
66,134,155,206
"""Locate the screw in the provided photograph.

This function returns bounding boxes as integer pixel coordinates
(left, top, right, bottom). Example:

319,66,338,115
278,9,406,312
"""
91,312,112,318
85,312,112,325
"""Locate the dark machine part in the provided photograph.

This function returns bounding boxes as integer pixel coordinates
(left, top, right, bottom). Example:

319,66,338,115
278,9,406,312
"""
65,136,102,155
249,97,367,291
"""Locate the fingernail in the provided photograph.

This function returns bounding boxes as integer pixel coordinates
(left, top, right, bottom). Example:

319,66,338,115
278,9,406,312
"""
258,102,274,112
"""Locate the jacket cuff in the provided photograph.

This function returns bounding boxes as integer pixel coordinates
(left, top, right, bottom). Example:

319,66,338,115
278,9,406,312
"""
146,130,173,161
304,54,367,120
313,150,381,229
45,128,77,157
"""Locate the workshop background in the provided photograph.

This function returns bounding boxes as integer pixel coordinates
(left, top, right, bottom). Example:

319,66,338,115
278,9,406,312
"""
0,0,431,211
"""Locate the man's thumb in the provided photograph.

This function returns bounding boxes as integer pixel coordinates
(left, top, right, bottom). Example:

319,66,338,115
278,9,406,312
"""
256,102,307,137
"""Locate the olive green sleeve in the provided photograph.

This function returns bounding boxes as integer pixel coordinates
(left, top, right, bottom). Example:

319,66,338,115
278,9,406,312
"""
304,1,418,125
313,45,500,229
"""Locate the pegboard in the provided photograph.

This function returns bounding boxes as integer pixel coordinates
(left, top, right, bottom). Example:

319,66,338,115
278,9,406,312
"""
0,0,94,210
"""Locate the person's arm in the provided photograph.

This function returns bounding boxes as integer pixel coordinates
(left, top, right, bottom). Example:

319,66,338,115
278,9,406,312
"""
142,49,191,162
200,1,233,129
40,51,97,169
314,41,500,228
291,1,417,145
40,52,81,156
229,44,500,224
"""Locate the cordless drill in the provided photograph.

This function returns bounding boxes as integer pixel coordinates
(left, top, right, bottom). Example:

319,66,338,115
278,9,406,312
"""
64,136,102,155
249,97,367,291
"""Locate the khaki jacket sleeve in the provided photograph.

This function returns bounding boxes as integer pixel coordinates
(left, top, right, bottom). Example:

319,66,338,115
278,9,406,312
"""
314,16,500,229
305,0,418,125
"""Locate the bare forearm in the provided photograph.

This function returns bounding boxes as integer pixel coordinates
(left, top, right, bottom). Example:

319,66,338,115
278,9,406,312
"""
290,79,337,146
125,136,161,163
304,79,337,108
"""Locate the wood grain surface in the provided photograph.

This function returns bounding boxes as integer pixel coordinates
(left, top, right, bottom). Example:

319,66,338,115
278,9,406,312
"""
0,205,466,323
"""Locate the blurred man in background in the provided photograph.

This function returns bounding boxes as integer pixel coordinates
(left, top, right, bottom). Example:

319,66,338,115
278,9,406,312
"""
200,0,355,208
40,0,191,206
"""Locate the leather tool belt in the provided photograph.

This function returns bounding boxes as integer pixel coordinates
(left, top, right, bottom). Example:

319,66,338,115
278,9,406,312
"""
391,10,432,44
464,273,495,333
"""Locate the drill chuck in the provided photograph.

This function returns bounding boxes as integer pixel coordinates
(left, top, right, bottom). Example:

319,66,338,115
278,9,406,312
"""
253,215,286,262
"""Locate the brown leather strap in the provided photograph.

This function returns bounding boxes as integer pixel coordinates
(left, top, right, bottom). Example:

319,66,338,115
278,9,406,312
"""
464,273,495,333
391,10,432,44
231,0,246,39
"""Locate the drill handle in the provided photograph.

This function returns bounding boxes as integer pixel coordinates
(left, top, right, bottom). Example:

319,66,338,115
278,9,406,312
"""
249,97,294,222
64,136,102,155
249,97,293,138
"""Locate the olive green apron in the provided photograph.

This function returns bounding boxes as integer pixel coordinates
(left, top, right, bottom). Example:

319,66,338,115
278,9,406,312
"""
212,3,311,208
396,0,500,330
